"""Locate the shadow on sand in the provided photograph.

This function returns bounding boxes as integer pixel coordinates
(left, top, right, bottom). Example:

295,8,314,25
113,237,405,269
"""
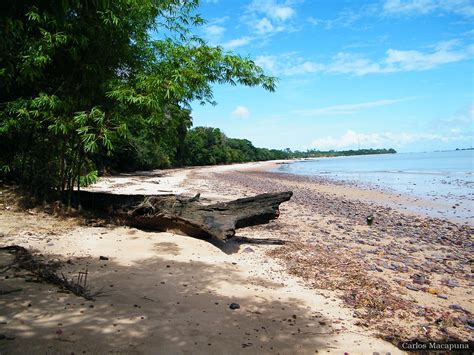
209,235,288,254
0,243,332,354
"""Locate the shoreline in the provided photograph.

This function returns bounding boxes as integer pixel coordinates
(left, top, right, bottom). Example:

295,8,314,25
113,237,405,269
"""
267,171,472,226
1,160,472,353
90,156,472,227
182,162,473,342
269,158,473,226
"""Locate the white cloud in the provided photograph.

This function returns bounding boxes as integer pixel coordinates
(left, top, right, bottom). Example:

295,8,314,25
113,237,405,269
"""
309,1,473,33
244,0,297,37
204,25,225,37
255,17,275,34
211,1,298,49
384,41,474,71
437,102,474,126
271,5,295,20
294,98,412,117
307,8,370,30
254,54,322,75
384,0,439,14
326,52,383,76
255,55,277,71
284,61,322,75
383,0,474,17
464,29,474,37
252,40,473,77
203,24,225,42
249,0,296,21
467,103,474,121
201,17,229,44
311,129,469,150
222,37,253,49
231,106,251,118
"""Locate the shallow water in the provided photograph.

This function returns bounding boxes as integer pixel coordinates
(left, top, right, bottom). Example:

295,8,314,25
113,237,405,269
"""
276,150,474,223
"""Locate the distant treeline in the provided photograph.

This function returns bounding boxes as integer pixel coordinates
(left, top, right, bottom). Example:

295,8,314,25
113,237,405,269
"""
304,148,397,158
146,126,396,168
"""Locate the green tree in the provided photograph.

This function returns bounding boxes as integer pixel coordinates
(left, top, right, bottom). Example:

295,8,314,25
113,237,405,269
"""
0,0,276,200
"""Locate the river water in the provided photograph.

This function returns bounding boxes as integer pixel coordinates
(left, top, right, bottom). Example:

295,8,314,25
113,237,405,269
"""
276,150,474,222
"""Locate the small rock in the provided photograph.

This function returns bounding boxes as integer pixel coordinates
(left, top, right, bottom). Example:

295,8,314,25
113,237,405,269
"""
449,304,465,312
437,294,448,300
242,247,254,253
458,316,474,327
366,215,374,226
446,279,458,288
406,284,420,291
412,273,428,285
99,256,109,261
398,265,409,273
229,303,240,310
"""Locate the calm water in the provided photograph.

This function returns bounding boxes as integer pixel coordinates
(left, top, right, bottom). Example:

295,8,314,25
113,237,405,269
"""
276,150,474,221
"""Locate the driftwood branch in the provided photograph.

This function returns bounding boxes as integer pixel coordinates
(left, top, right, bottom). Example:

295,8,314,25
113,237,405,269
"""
75,190,293,241
0,246,96,300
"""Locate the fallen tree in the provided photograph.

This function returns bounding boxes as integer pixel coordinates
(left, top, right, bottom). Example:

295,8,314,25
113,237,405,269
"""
74,190,293,241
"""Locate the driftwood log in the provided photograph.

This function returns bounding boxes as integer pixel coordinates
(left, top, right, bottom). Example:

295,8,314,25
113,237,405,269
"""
75,190,293,241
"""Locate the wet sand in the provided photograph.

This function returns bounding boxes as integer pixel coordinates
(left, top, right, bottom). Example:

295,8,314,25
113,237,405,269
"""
0,160,472,353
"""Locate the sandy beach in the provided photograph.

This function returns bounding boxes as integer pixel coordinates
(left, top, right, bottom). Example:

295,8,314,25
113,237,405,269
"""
0,160,472,354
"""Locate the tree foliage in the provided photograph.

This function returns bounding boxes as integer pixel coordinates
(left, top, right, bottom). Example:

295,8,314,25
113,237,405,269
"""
0,1,396,200
0,0,276,199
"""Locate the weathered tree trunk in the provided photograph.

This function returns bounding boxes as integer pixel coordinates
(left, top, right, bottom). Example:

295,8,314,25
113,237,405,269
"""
75,191,292,241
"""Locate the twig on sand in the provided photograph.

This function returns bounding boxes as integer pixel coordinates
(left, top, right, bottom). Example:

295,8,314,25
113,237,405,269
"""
233,236,288,245
0,288,23,295
0,245,98,301
0,263,15,274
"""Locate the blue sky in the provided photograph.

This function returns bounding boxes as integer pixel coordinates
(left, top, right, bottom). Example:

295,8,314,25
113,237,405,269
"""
190,0,474,152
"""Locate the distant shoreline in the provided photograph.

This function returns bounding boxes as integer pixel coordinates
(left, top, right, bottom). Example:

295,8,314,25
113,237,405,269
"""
265,151,473,225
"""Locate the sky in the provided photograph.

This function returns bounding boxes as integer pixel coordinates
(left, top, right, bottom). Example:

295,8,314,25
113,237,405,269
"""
189,0,474,153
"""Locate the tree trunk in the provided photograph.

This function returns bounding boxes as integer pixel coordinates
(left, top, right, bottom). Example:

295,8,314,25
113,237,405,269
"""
74,190,292,241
